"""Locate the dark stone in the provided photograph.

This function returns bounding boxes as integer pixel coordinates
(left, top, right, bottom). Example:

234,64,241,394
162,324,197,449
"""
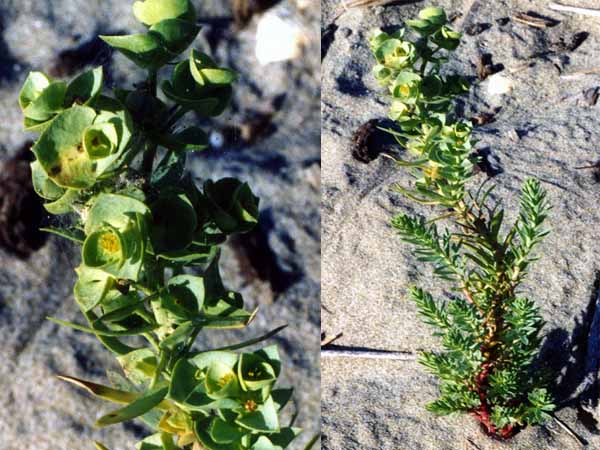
0,142,48,258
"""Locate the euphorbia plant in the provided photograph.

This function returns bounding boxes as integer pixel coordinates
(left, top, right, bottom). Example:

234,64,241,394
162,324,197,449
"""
20,1,302,449
370,7,555,438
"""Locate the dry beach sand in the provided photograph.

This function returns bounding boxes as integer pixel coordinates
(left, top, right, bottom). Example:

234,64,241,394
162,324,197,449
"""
322,0,600,449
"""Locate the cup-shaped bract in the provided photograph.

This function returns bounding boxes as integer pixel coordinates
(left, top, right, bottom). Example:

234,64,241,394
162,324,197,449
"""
203,178,259,234
83,193,150,280
64,67,104,107
238,352,277,392
20,67,105,132
83,123,119,159
150,191,198,253
161,50,237,117
133,0,196,26
101,0,198,70
406,6,447,35
30,160,65,200
32,105,97,189
83,225,126,268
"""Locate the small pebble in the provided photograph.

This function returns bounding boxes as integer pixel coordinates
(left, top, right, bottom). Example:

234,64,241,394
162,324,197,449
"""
209,131,225,149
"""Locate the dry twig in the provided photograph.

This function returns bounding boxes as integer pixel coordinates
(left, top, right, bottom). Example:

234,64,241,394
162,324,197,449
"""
513,11,559,28
321,348,417,360
549,2,600,17
341,0,399,8
321,332,344,347
550,414,586,448
560,67,600,80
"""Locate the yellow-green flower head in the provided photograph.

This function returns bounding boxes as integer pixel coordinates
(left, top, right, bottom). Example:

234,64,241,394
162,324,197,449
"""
375,39,416,70
390,71,422,104
442,121,472,147
389,100,410,121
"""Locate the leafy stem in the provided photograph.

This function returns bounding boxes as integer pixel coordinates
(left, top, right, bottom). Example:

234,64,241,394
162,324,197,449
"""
372,6,554,438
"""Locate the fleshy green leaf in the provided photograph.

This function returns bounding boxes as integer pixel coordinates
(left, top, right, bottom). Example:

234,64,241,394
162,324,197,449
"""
19,71,51,110
150,191,197,253
100,33,173,69
204,178,259,234
209,417,246,444
32,105,97,188
85,193,149,234
150,18,199,54
271,388,294,411
133,0,195,26
30,160,65,200
65,66,104,106
40,226,85,244
190,49,237,86
43,188,82,215
48,315,158,337
74,266,113,311
238,352,276,392
236,396,279,433
168,274,205,312
83,122,119,159
117,348,158,385
58,375,141,405
251,437,282,450
23,80,67,121
194,419,241,450
157,126,209,152
95,386,168,427
169,358,200,403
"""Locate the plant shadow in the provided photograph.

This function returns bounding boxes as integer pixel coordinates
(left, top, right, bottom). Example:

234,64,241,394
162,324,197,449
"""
537,271,600,436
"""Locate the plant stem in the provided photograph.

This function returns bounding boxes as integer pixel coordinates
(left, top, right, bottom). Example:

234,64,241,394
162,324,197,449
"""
144,333,160,352
164,106,189,131
151,350,168,389
142,69,159,176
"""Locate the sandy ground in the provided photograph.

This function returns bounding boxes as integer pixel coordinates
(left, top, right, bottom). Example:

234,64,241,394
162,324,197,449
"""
322,0,600,448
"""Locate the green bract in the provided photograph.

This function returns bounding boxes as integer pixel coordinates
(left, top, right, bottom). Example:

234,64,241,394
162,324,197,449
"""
20,2,303,449
20,67,104,132
101,0,198,69
161,50,237,117
133,0,195,26
371,7,554,439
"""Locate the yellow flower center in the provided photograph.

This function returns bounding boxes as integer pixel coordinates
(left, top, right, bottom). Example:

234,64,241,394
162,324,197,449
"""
244,400,258,412
247,369,262,379
424,164,440,181
99,232,120,254
399,84,411,97
218,373,235,388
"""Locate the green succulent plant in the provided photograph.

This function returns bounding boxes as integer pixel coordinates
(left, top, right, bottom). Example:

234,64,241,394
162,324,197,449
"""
20,1,304,449
370,7,554,438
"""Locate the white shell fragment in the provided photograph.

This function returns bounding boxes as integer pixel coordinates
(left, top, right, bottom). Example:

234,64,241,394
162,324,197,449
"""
255,11,305,65
209,130,225,149
486,73,514,96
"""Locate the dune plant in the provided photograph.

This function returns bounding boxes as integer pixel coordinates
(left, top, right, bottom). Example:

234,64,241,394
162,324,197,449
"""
19,1,302,449
369,7,555,438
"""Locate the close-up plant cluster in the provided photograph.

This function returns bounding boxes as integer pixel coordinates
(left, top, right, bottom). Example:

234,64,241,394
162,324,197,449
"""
370,7,555,439
18,1,304,449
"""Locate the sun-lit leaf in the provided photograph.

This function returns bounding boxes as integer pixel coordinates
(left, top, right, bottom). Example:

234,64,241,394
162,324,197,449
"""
65,66,104,106
32,105,97,188
133,0,195,26
95,386,168,427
